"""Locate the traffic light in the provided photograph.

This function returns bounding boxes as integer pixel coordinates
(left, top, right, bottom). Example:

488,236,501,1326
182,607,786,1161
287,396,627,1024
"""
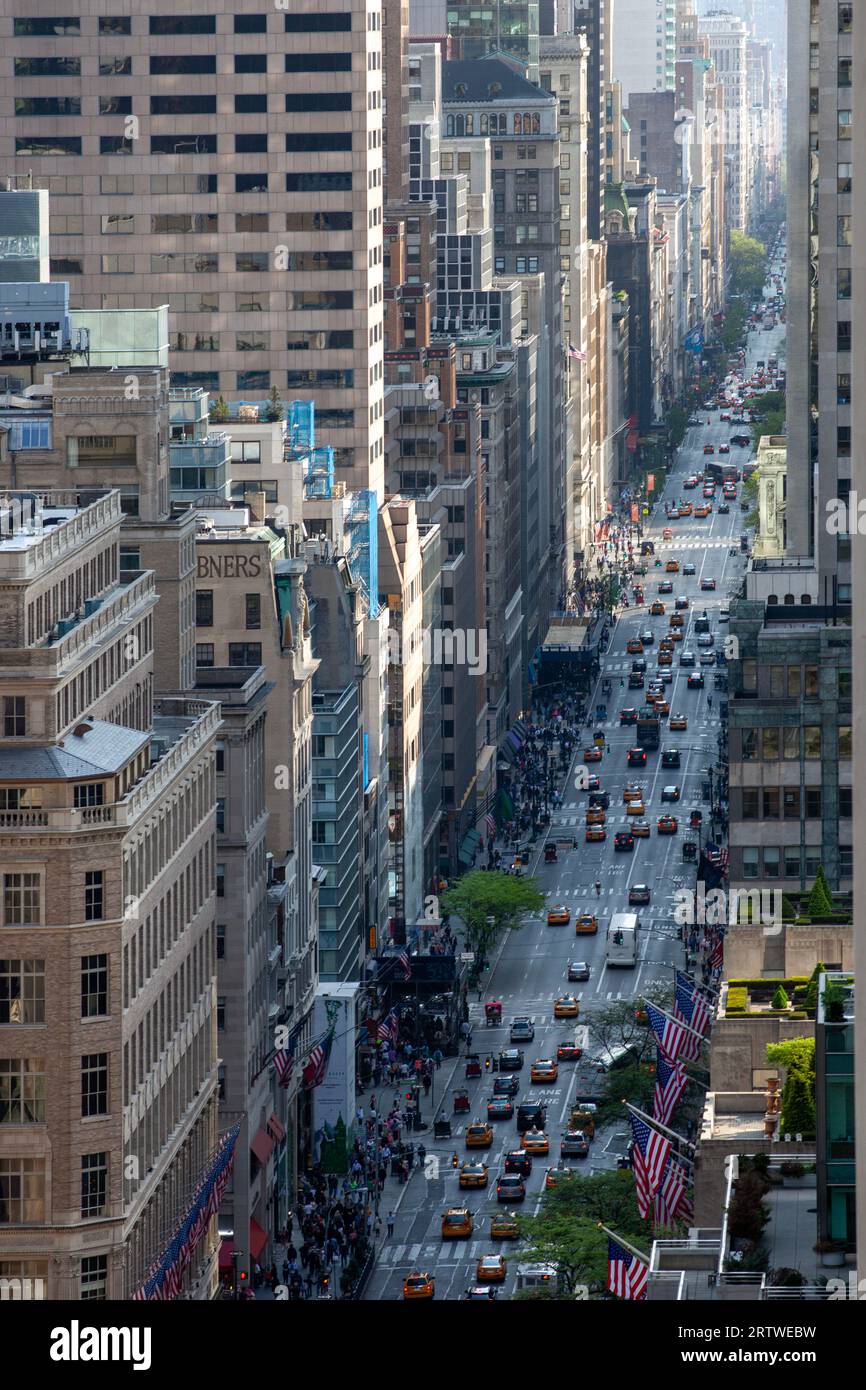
484,1056,491,1071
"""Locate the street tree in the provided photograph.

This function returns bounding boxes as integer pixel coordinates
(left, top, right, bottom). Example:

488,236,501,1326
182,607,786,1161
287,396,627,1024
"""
441,870,545,962
728,229,767,300
518,1172,651,1295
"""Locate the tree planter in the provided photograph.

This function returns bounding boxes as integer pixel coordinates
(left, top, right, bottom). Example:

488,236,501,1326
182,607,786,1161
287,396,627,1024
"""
820,1250,845,1268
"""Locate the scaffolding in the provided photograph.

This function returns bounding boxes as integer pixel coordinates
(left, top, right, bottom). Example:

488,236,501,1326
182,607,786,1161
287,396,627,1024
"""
288,399,315,452
303,445,334,499
344,488,379,618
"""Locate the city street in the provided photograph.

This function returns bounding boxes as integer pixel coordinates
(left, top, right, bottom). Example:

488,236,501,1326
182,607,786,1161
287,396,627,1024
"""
364,277,786,1302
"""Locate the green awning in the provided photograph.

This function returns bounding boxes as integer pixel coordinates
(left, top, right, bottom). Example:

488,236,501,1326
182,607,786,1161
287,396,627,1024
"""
458,828,481,866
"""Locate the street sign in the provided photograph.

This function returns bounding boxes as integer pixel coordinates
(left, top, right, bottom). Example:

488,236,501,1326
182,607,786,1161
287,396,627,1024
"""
460,952,475,963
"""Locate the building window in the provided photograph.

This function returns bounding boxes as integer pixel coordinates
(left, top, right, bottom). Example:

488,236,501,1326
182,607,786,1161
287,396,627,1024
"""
216,798,225,834
839,787,853,818
81,1153,108,1218
740,728,757,761
783,788,801,819
196,643,215,667
784,846,801,879
216,924,226,960
84,872,104,924
217,996,226,1031
0,1058,45,1123
838,268,852,299
840,3,853,33
804,665,819,696
81,955,108,1019
804,725,822,758
80,1254,108,1301
14,57,81,76
196,591,214,627
3,697,25,737
0,1158,45,1222
216,865,225,898
741,788,759,820
228,643,262,667
151,134,217,156
81,1054,109,1117
150,14,215,32
805,787,822,818
839,725,853,758
763,847,780,879
245,594,261,630
742,848,759,880
0,960,44,1025
783,727,800,759
762,788,780,819
2,874,40,926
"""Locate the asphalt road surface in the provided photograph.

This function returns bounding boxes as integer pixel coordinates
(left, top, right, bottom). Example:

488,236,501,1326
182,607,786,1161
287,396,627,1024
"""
364,273,786,1303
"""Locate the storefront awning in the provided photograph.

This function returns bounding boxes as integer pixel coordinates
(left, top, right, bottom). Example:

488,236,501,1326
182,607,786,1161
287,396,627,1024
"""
266,1113,286,1144
250,1126,275,1166
458,827,480,866
218,1218,269,1269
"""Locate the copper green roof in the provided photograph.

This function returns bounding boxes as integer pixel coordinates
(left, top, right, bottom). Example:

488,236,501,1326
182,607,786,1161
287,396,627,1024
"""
604,182,631,221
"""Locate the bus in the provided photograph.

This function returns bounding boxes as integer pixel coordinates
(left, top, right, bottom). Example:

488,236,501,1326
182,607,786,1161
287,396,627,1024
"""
636,707,660,749
605,912,638,967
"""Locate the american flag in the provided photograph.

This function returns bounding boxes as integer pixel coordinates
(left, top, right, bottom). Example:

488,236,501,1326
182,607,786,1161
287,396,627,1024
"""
675,973,713,1038
302,1028,334,1090
652,1157,691,1227
707,937,724,971
485,813,497,837
653,1051,688,1127
567,341,588,362
398,949,412,981
645,1000,695,1064
376,1007,399,1043
607,1237,648,1300
574,588,586,616
629,1112,672,1219
274,1023,302,1089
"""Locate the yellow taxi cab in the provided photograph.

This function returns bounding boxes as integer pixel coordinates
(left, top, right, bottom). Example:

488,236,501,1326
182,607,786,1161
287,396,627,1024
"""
583,745,603,762
654,699,670,716
658,642,674,657
522,1130,550,1156
586,805,606,825
657,815,678,835
554,995,580,1019
545,1166,577,1190
403,1272,435,1299
575,912,598,934
669,713,688,730
531,1057,559,1084
678,503,693,517
658,649,673,666
626,638,644,654
694,505,712,518
668,628,683,643
585,824,606,842
459,1161,489,1189
476,1254,507,1284
466,1121,494,1149
490,1211,520,1240
649,601,665,615
665,559,680,573
570,1106,597,1138
631,819,651,838
442,1207,474,1239
669,612,684,628
623,784,643,803
547,904,571,926
625,798,646,816
644,689,661,705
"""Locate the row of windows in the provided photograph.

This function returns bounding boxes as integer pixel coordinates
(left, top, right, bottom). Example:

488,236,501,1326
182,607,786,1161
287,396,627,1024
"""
736,725,845,760
740,845,852,881
0,955,106,1028
13,48,359,76
17,133,355,157
123,844,212,1009
32,172,355,197
11,11,353,34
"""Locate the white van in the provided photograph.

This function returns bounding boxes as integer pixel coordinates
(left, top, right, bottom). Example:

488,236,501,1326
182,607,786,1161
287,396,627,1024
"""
591,1043,640,1073
516,1263,560,1292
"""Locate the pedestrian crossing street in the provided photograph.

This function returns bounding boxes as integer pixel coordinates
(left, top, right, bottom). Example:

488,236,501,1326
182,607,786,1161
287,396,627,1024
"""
653,537,737,549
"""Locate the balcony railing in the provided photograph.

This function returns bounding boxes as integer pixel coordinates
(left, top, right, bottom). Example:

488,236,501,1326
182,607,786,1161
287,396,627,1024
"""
51,570,156,670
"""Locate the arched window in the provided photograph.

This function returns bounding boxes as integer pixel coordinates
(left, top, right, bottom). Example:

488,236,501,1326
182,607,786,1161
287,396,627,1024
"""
801,593,812,604
767,594,778,604
524,113,531,133
499,114,507,133
514,113,522,134
465,114,473,134
445,114,455,137
455,114,465,136
783,593,795,605
480,114,488,134
532,113,540,134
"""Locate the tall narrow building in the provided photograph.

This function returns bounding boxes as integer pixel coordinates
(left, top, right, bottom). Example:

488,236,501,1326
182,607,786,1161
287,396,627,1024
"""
0,1,386,497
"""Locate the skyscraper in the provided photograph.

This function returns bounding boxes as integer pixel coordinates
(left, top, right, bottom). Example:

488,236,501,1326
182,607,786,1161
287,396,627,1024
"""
0,1,386,497
612,0,677,104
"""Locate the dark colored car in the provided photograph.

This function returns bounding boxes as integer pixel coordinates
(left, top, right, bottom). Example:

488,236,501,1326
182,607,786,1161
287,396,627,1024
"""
700,577,717,591
504,1149,533,1176
682,563,696,576
658,580,674,593
661,785,681,802
718,502,730,514
588,791,610,809
675,597,689,611
620,707,639,724
627,672,644,690
679,651,695,667
498,1048,524,1072
496,1174,526,1203
640,630,654,646
493,1074,520,1097
694,616,710,633
627,748,647,767
687,673,705,689
516,1102,547,1134
568,961,591,982
661,749,680,768
631,658,647,673
614,831,635,852
628,883,651,905
487,1096,514,1120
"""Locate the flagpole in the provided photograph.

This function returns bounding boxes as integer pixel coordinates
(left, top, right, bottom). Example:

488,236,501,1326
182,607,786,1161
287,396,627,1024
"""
625,1101,696,1158
596,1223,650,1265
676,964,721,1001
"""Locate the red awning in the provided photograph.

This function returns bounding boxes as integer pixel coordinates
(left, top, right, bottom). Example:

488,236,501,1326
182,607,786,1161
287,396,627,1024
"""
266,1113,286,1143
219,1218,269,1268
250,1126,274,1166
250,1217,268,1263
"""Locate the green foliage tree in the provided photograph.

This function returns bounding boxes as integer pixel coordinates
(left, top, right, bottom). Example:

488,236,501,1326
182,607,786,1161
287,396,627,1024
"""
805,869,833,919
265,385,285,422
728,229,767,300
720,301,748,354
766,1037,815,1074
781,1073,816,1137
209,393,230,423
595,1061,656,1127
519,1172,650,1295
441,870,545,961
770,986,789,1011
665,405,689,451
728,1170,771,1242
803,964,826,1017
